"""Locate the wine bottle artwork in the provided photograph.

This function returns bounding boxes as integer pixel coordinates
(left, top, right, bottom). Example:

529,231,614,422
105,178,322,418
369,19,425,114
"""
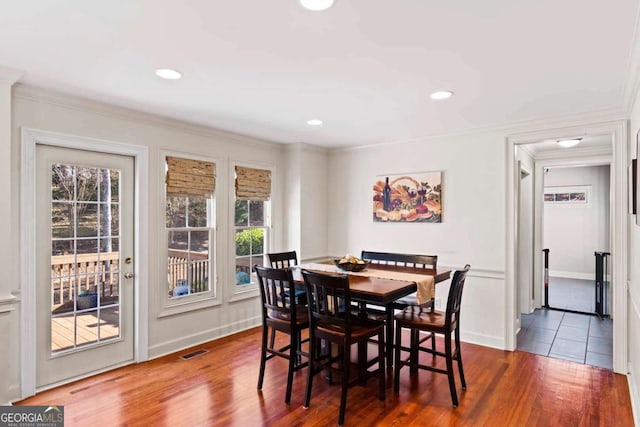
372,172,442,223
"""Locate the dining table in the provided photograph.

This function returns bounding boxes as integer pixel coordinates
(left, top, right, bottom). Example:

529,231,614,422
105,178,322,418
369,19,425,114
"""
292,262,452,368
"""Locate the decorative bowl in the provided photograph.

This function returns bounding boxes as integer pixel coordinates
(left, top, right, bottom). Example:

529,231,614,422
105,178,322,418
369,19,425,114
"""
334,259,369,272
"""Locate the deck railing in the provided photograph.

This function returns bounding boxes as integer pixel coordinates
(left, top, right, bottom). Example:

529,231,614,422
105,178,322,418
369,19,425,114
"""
51,252,120,308
167,249,209,295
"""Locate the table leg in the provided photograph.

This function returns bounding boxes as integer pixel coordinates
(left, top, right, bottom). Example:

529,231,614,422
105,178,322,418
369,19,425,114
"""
385,303,394,369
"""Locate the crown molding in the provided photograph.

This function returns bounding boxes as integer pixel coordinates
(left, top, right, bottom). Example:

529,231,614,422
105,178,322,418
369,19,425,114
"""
0,66,23,85
532,145,613,161
332,110,627,153
12,84,285,151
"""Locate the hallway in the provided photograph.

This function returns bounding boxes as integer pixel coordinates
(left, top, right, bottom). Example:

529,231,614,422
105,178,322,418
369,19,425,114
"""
517,309,613,370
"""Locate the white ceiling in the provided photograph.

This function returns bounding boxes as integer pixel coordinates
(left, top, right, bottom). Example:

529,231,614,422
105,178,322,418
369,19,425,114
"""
0,0,638,148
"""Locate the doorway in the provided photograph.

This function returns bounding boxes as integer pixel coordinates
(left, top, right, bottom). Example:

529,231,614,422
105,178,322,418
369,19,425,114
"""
508,128,623,371
21,128,149,398
35,145,135,389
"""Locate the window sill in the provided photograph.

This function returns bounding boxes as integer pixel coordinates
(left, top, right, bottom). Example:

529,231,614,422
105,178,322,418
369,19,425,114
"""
157,294,222,318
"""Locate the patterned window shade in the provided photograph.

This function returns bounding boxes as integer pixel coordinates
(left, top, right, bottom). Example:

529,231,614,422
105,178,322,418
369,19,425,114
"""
166,156,216,197
235,166,272,201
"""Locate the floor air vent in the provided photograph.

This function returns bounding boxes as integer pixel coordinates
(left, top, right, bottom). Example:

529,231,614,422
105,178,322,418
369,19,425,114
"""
180,349,209,360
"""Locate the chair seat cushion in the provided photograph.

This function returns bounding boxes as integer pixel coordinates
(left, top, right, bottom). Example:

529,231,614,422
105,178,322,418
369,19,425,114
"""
268,308,309,326
317,318,384,339
394,308,448,333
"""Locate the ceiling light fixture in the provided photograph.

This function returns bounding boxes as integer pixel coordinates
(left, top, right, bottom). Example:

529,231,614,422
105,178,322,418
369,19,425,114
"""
307,119,323,126
155,68,182,80
299,0,335,11
430,90,453,100
557,138,582,148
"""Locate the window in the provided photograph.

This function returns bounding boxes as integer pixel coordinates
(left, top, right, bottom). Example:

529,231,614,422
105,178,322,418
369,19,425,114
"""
165,156,216,299
234,165,272,287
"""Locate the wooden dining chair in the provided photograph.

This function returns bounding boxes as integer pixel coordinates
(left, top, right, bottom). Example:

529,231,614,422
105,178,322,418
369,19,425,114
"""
267,250,298,269
267,250,306,304
360,251,439,353
360,250,438,310
255,265,309,404
393,264,471,407
301,270,385,426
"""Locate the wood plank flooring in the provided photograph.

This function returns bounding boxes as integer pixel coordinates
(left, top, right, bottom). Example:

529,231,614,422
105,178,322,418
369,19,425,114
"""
16,327,634,426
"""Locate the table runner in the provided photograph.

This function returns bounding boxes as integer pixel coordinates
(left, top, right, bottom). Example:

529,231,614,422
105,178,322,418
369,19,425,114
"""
298,262,435,305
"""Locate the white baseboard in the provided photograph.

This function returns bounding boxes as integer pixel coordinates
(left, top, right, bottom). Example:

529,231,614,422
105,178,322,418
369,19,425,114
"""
147,316,261,360
460,330,505,350
549,271,594,281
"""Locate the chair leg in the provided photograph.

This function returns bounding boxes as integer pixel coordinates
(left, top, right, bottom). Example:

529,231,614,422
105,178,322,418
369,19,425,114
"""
304,335,316,409
455,325,466,390
444,333,459,407
377,330,386,401
257,324,268,390
431,331,436,354
285,330,296,404
394,322,402,392
338,343,350,426
269,327,276,349
410,328,419,375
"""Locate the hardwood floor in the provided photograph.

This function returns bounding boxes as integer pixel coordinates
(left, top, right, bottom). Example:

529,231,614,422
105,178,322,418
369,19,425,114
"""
16,327,634,426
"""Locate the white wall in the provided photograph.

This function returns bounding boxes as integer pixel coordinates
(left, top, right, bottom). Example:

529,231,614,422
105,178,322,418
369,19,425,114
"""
627,87,640,424
7,85,291,400
543,165,610,279
516,149,535,315
327,133,507,348
282,143,328,261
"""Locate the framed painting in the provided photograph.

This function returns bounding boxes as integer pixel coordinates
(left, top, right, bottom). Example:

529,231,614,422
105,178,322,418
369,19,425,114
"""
544,186,589,204
372,171,442,222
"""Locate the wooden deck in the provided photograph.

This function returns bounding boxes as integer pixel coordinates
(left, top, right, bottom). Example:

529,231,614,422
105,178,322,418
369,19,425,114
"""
51,309,120,353
17,327,634,426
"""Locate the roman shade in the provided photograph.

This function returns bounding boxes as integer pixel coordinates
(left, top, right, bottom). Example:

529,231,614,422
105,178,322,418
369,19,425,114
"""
166,156,216,197
235,166,271,201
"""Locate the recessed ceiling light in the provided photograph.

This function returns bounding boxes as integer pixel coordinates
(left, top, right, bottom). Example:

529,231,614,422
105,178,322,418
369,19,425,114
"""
299,0,335,11
155,68,182,80
557,138,582,148
307,119,323,126
430,90,453,100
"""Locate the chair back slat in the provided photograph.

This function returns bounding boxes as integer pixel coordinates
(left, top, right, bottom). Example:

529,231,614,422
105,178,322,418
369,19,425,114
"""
302,270,351,332
267,251,298,269
255,265,297,320
361,251,437,269
445,264,471,329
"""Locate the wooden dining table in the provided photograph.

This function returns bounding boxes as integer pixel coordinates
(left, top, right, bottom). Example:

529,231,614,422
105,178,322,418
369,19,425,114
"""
292,263,452,368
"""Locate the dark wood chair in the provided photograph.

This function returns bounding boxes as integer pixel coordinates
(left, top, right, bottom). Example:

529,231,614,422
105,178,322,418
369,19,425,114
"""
393,264,471,407
255,265,309,404
360,250,438,310
301,270,385,426
267,250,306,304
267,250,298,269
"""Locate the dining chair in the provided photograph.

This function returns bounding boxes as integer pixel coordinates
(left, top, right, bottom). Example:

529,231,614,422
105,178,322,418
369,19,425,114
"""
267,250,298,269
393,264,471,407
360,250,438,310
301,269,385,426
255,265,309,404
267,250,306,303
360,251,439,353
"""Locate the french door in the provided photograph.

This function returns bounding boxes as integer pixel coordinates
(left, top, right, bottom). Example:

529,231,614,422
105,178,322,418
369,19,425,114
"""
35,145,135,389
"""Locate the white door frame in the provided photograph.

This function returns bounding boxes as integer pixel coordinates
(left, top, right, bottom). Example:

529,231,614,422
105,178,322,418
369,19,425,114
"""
20,128,149,397
506,120,628,374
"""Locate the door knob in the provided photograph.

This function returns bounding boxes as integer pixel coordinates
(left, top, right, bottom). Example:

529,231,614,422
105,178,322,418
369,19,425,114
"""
124,272,134,279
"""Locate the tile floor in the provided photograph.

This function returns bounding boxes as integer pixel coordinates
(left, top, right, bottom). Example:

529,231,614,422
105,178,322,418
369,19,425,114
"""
547,276,598,313
518,309,613,369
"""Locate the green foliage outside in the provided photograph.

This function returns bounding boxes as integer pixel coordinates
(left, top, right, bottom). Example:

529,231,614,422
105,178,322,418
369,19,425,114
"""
235,228,264,256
